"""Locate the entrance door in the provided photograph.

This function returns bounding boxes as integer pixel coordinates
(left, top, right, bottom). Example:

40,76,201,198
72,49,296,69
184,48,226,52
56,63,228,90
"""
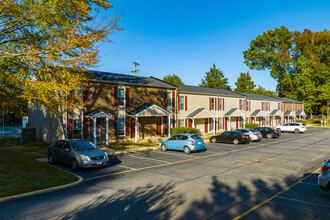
156,117,161,135
204,119,208,134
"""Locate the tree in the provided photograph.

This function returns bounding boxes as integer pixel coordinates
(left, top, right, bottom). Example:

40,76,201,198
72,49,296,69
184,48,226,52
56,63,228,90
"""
163,73,184,85
234,72,256,93
243,26,330,115
200,64,231,90
253,85,276,97
0,0,121,120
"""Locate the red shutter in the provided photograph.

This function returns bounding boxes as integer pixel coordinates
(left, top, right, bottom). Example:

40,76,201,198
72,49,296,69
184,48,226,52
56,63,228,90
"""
172,91,175,108
178,96,180,111
164,91,167,107
188,119,192,128
185,119,187,127
125,88,129,107
185,96,187,111
67,119,73,139
164,117,168,133
209,97,212,110
131,118,135,138
83,118,88,140
223,99,225,110
126,117,129,136
114,87,118,107
114,117,118,137
83,87,88,103
172,116,175,128
209,118,212,131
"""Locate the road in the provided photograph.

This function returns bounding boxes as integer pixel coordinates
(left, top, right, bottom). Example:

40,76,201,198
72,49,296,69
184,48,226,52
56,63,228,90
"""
0,127,329,219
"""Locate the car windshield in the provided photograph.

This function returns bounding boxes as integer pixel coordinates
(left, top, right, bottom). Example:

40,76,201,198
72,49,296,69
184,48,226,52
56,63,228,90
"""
70,141,98,151
191,135,202,140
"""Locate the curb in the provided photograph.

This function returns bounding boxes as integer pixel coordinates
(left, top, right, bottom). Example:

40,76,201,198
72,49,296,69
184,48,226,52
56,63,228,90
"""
0,163,84,203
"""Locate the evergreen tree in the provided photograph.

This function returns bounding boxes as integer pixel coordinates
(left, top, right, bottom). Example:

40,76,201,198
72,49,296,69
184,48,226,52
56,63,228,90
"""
234,72,256,92
163,73,184,85
200,64,231,90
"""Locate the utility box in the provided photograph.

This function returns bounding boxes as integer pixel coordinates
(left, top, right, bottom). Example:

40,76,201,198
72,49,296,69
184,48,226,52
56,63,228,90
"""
22,116,29,128
21,127,36,143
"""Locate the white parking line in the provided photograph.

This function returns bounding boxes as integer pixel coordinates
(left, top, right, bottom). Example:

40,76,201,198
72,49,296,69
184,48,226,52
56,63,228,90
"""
115,164,136,170
276,196,330,209
299,182,318,186
152,150,196,158
127,154,171,164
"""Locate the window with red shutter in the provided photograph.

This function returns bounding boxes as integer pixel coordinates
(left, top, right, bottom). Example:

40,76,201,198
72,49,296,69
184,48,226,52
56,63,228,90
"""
185,96,187,111
67,119,73,139
177,96,180,111
114,87,118,107
223,99,225,110
125,88,129,107
126,117,129,136
164,91,167,107
172,91,175,108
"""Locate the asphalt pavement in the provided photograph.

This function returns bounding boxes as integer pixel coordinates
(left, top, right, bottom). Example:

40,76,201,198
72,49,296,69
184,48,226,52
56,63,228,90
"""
0,127,329,220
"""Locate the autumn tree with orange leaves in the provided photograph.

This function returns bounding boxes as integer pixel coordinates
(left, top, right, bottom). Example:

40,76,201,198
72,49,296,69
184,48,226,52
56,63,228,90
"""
0,0,121,120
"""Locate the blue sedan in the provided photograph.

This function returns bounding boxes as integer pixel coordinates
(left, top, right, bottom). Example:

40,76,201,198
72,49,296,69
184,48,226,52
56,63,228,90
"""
159,134,205,154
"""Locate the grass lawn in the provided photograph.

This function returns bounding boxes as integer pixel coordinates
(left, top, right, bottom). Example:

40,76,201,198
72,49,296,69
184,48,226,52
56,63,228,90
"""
0,136,77,198
108,141,157,150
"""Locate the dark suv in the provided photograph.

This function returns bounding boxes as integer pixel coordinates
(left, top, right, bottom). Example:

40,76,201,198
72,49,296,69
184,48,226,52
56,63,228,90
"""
254,127,280,139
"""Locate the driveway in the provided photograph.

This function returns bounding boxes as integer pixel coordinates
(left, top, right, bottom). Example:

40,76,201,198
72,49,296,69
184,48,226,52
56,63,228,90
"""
0,127,329,219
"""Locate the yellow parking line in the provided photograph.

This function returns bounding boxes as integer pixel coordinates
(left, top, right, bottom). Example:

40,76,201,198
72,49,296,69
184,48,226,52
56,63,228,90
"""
232,167,321,220
86,131,319,181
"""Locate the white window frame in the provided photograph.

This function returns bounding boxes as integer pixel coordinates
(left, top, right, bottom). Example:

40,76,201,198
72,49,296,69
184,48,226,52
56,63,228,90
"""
73,119,82,139
211,98,215,110
167,91,172,107
118,117,125,136
219,98,223,110
180,96,185,111
118,88,125,106
179,119,185,127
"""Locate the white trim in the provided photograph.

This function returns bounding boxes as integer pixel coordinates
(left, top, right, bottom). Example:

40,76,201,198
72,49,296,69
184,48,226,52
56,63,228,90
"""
86,111,111,119
129,104,172,117
186,108,216,119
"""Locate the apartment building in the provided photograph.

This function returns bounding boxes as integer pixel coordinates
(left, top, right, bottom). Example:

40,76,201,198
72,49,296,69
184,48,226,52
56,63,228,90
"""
275,97,306,122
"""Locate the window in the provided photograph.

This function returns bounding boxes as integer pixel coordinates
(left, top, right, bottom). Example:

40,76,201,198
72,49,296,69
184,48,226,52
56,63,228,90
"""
246,101,250,111
246,117,249,124
180,119,184,127
219,99,223,110
180,96,185,110
211,118,214,130
73,119,82,139
118,118,125,136
240,99,244,110
118,88,125,106
167,92,172,107
219,118,223,129
211,98,215,110
262,102,265,111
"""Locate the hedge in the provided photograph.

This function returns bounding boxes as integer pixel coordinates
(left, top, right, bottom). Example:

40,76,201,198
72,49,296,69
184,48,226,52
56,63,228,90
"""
245,123,259,130
170,127,199,136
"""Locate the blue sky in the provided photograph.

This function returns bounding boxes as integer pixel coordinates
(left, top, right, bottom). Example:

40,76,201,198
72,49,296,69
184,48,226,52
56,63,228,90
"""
95,0,330,91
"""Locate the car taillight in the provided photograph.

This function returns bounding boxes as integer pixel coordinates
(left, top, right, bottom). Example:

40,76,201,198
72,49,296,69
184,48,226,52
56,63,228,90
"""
301,126,304,128
242,136,247,139
254,133,258,135
321,165,330,174
274,130,278,133
191,141,195,145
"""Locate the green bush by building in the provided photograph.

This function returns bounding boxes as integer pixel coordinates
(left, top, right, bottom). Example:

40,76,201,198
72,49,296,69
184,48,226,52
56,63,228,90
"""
170,127,199,136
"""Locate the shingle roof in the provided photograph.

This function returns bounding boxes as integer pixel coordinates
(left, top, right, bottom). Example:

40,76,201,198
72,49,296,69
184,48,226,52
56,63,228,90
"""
85,110,111,118
270,109,281,116
224,108,238,116
186,108,205,118
87,71,177,89
275,97,303,104
176,84,244,97
127,103,171,117
235,92,279,101
251,109,262,117
284,110,293,116
127,103,153,116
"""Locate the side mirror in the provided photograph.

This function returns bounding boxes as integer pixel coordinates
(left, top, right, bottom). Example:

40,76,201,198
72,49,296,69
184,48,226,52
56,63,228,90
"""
64,148,70,152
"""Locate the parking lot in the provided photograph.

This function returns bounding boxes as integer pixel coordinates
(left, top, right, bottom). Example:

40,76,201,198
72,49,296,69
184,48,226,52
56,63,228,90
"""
1,127,329,219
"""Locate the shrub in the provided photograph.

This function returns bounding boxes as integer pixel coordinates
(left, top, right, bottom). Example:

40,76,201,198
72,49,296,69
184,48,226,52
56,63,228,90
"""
245,123,259,129
295,120,307,125
170,127,199,136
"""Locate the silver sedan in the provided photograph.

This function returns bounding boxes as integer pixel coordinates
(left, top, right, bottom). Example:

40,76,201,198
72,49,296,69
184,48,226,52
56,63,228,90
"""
235,129,262,141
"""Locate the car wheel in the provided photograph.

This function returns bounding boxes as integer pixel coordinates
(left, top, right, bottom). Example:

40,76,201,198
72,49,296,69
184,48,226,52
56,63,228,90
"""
211,137,217,143
184,146,191,154
161,144,167,151
233,139,239,145
267,133,272,139
71,159,79,171
48,154,55,164
294,129,299,134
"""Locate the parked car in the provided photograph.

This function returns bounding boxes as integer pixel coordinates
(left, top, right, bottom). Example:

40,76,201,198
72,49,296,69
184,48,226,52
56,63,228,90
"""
210,131,251,145
275,123,307,134
160,134,205,154
254,127,280,139
318,158,330,192
235,129,262,142
48,140,109,170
